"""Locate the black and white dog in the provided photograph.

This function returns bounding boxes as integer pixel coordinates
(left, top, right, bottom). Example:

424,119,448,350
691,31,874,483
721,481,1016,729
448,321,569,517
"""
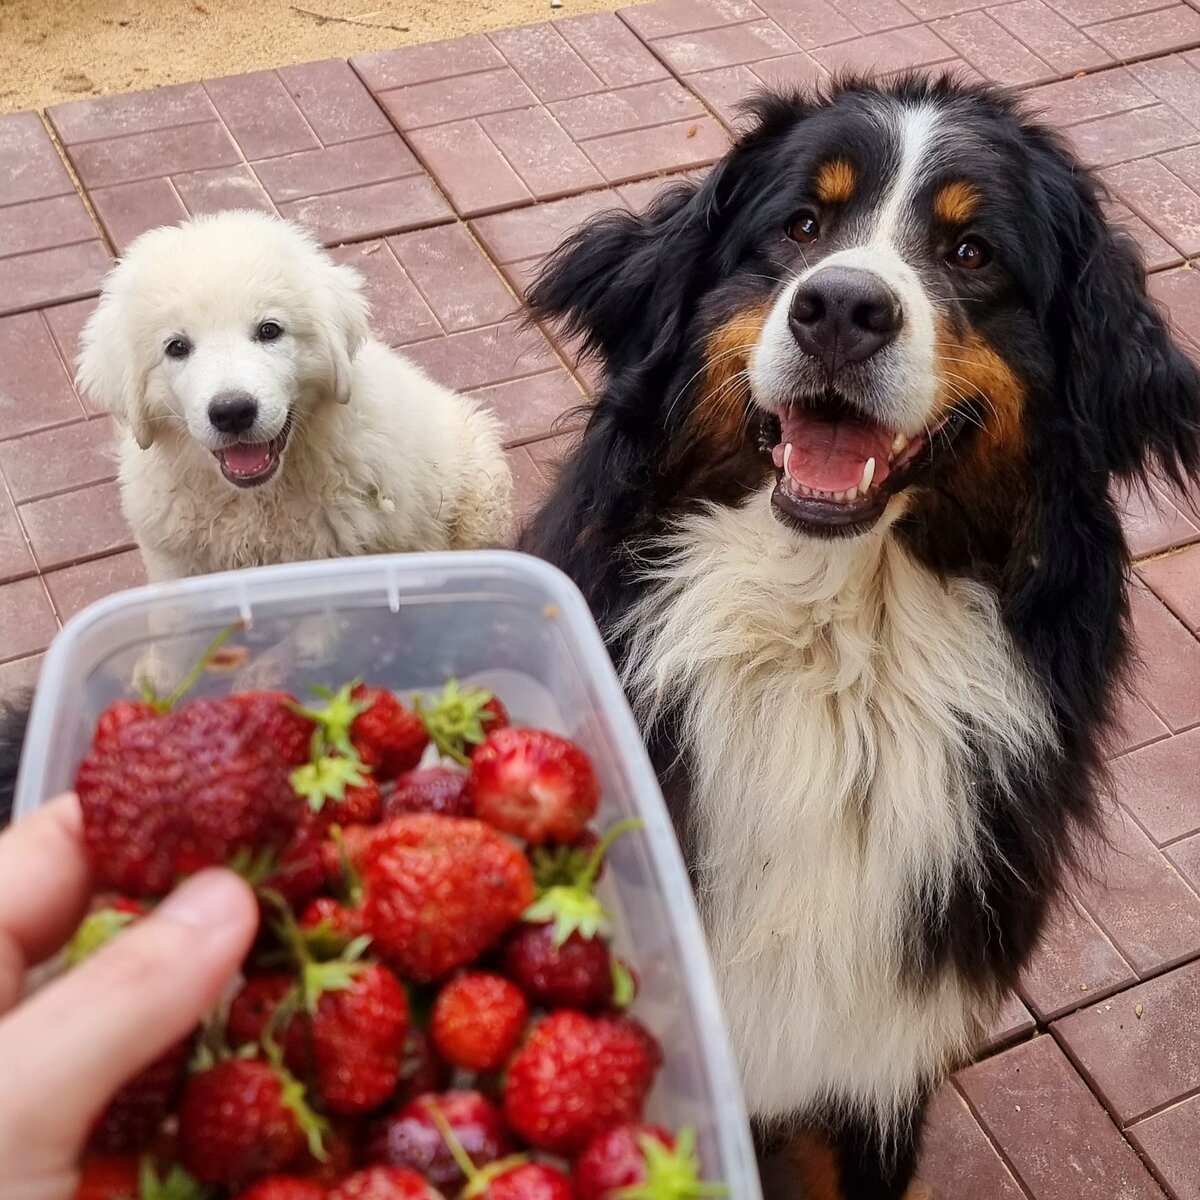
520,75,1200,1198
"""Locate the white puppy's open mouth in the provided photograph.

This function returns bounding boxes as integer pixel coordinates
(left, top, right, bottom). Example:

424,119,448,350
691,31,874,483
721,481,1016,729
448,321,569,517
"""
214,413,293,488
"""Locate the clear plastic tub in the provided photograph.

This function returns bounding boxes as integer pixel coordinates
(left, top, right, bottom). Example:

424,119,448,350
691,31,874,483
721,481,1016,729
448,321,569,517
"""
14,550,760,1198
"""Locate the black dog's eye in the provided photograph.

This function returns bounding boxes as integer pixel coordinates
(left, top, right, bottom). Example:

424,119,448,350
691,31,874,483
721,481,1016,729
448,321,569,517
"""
256,320,284,342
950,238,990,270
786,211,821,245
165,338,191,359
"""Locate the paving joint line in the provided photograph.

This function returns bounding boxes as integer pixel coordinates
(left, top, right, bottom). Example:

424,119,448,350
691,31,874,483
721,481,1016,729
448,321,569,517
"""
35,110,115,259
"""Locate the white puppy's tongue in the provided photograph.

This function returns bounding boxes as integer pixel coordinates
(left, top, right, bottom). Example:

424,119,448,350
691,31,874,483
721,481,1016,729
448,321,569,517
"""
219,443,274,478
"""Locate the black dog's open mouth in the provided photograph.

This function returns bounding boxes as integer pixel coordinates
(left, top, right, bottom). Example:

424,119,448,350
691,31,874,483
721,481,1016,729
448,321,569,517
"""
214,413,293,489
759,393,966,536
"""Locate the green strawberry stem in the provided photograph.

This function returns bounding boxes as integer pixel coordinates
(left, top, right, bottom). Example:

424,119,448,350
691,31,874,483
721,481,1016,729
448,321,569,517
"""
414,678,499,765
291,681,369,762
134,1159,211,1200
611,958,636,1010
579,817,644,890
617,1128,729,1200
140,622,245,714
427,1102,529,1198
290,753,370,811
64,906,137,967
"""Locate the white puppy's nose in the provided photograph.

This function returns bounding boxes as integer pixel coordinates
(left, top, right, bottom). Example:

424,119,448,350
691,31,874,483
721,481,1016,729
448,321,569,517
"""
208,392,258,435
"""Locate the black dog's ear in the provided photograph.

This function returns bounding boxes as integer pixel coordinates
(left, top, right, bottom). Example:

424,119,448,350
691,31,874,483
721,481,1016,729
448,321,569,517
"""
1041,136,1200,489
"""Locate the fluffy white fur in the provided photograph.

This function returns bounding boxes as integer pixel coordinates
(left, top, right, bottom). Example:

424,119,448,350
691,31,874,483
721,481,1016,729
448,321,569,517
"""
620,490,1054,1129
77,210,512,581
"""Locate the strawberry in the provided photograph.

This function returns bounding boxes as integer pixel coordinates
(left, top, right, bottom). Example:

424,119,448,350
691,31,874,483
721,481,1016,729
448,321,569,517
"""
262,817,329,909
227,974,311,1074
234,691,317,767
468,728,599,845
306,955,409,1115
76,1154,140,1200
76,697,300,896
93,700,157,748
366,1091,510,1193
574,1125,728,1199
361,816,534,982
291,754,382,832
349,685,428,779
384,768,472,820
327,1167,444,1200
430,972,528,1072
300,897,365,953
416,681,509,765
529,828,605,889
177,1057,324,1185
502,1012,660,1155
395,1027,451,1105
234,1178,327,1200
506,819,640,1010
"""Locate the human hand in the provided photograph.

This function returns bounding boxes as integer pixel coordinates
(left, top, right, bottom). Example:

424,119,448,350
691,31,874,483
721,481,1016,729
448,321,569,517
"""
0,794,259,1200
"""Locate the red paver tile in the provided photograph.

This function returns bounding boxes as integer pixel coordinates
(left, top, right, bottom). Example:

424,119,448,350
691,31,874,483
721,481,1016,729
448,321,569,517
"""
549,78,705,142
44,550,148,623
507,443,553,527
19,479,132,572
70,122,241,190
620,0,768,41
1056,958,1200,1125
580,115,729,184
276,176,451,246
1103,157,1200,255
277,59,395,145
1126,1094,1200,1200
830,0,917,34
42,298,95,401
1118,477,1200,557
1088,4,1200,60
1066,104,1199,169
811,23,959,75
934,9,1053,84
1025,66,1156,128
0,416,116,504
1019,894,1137,1021
1115,727,1200,845
1049,0,1171,22
1130,53,1200,128
956,1035,1163,1198
0,240,110,318
1106,197,1184,271
0,653,42,699
88,179,188,256
1137,543,1200,632
0,577,58,663
0,310,85,441
916,1083,1025,1199
754,0,858,49
0,112,75,207
47,83,213,144
354,37,504,93
407,120,533,217
1169,830,1200,891
1075,801,1200,973
0,491,34,585
904,0,989,15
479,106,607,198
653,20,804,73
489,22,608,102
469,371,587,447
555,13,674,87
978,991,1037,1053
203,70,319,162
253,134,421,204
171,164,273,216
402,322,560,396
377,67,536,132
327,239,441,349
1108,683,1172,756
0,194,95,259
387,224,517,333
1150,262,1200,348
989,0,1110,74
1129,580,1200,732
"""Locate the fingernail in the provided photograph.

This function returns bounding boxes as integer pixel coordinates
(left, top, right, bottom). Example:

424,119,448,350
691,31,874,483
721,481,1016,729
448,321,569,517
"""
156,868,254,930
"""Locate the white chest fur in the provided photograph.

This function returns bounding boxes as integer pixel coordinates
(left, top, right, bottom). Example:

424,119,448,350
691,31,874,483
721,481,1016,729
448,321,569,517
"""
620,494,1053,1127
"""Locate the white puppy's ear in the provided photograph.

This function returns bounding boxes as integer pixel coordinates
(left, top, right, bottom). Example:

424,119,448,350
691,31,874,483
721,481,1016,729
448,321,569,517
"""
319,260,371,405
76,282,156,450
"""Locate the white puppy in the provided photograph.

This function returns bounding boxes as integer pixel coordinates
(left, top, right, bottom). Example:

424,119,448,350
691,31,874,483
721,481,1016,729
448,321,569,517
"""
77,210,513,581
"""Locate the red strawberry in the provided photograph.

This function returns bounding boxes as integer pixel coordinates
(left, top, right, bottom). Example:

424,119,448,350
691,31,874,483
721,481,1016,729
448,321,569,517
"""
234,691,317,767
395,1027,451,1104
430,972,528,1072
384,768,472,820
352,685,428,779
503,1012,660,1155
228,974,311,1074
293,1118,360,1185
93,700,157,748
308,958,409,1115
234,1178,327,1200
87,1038,190,1153
574,1124,727,1200
361,816,534,982
366,1091,510,1193
328,1167,444,1200
76,1155,140,1200
416,681,509,765
76,697,300,896
291,754,383,832
470,1163,573,1200
300,897,365,952
263,817,329,909
503,924,612,1011
468,728,599,845
178,1057,323,1185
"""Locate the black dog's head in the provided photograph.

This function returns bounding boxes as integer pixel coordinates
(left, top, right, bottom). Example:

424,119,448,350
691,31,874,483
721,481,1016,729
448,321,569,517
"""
529,75,1199,550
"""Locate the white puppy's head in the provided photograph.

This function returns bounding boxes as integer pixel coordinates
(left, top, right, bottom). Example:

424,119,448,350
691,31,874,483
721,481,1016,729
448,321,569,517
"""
78,210,370,488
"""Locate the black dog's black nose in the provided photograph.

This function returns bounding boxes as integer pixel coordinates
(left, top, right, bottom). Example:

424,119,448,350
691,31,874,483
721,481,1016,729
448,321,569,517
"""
789,267,903,373
208,392,258,434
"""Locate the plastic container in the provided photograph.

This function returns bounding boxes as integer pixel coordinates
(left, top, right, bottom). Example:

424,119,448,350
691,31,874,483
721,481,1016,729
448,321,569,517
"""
15,550,760,1197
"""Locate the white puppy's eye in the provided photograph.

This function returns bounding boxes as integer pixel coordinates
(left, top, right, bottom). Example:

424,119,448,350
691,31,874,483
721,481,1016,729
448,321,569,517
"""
256,320,284,342
165,338,191,359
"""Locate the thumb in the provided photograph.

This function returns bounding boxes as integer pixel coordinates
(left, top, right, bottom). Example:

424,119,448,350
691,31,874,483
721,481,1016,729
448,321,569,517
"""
0,869,258,1185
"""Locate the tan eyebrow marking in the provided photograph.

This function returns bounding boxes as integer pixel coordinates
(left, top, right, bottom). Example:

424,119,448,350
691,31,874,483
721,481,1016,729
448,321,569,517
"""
814,158,856,205
934,180,982,226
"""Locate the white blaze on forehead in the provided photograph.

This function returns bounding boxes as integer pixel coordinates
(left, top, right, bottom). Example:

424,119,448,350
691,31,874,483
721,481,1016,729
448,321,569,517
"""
870,101,945,250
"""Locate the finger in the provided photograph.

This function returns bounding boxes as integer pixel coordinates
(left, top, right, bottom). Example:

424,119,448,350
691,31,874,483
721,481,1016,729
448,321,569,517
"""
0,795,92,1013
0,869,258,1173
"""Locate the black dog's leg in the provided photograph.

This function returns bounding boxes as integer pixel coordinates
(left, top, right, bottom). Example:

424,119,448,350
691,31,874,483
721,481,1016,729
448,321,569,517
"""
0,693,31,828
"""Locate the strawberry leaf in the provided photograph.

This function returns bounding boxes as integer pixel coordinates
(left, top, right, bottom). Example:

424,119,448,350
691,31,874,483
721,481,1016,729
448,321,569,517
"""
136,1160,211,1200
290,754,369,812
278,1065,328,1161
617,1128,729,1199
523,883,610,946
292,682,369,759
414,678,497,765
64,906,137,966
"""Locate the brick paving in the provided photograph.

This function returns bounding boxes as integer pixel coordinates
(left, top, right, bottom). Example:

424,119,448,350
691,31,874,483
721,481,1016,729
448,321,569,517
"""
4,0,1200,1192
